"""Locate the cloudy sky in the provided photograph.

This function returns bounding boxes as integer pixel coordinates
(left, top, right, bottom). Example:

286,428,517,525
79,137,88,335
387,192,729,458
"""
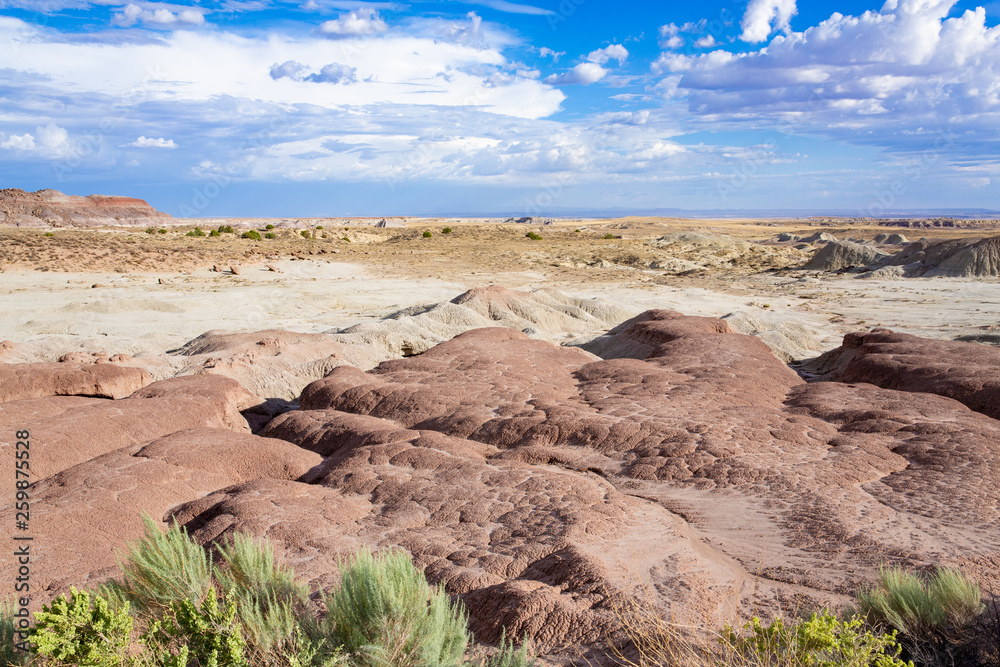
1,0,998,216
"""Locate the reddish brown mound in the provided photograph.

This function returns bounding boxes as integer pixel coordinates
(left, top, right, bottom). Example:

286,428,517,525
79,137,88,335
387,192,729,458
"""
0,362,151,403
801,328,1000,420
0,428,321,603
2,375,256,480
0,188,172,228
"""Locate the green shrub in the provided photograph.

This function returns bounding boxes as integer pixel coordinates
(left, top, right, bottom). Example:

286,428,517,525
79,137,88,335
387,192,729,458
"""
145,227,157,235
265,232,277,240
423,231,432,238
157,229,167,234
219,225,235,234
601,233,616,239
301,230,312,239
43,232,54,237
266,224,275,230
342,237,351,243
574,229,581,233
442,228,452,234
210,229,222,237
477,631,535,667
857,566,983,663
525,232,542,241
316,225,324,230
112,516,213,614
185,228,206,237
857,566,982,640
722,611,912,667
31,587,134,666
327,548,468,667
143,588,247,667
242,230,262,241
322,233,328,239
1,601,29,666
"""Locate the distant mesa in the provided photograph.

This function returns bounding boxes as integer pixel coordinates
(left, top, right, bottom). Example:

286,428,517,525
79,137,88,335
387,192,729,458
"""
503,216,553,225
0,187,172,228
801,234,1000,278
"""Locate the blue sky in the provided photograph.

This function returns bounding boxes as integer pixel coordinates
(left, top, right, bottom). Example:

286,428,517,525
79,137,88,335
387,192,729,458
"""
1,0,999,217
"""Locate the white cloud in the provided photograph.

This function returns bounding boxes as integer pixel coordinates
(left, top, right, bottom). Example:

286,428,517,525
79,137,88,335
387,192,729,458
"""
740,0,797,42
1,133,35,150
35,122,69,150
317,8,387,38
538,46,564,60
545,62,607,86
112,2,207,28
269,60,310,80
694,35,717,48
657,0,1000,163
462,0,553,15
129,136,178,148
307,62,358,83
586,44,628,65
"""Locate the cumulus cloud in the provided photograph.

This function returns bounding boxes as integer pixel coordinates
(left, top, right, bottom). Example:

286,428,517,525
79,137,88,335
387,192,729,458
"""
694,35,717,48
659,24,684,50
1,132,36,150
544,62,607,86
462,0,553,15
317,8,387,38
657,0,1000,160
538,46,564,60
307,63,358,83
129,136,178,148
740,0,797,42
586,44,628,65
269,60,358,84
112,2,207,28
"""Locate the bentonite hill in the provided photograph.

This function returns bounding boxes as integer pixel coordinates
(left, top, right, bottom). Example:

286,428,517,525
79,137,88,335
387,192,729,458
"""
1,215,1000,663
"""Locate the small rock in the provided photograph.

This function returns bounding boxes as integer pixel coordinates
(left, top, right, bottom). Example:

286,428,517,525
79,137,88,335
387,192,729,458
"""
91,283,105,288
230,265,241,275
265,264,281,273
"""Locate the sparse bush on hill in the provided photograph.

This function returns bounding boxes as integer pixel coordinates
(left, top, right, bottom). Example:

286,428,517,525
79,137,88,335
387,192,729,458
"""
442,228,452,234
316,225,324,230
266,224,275,230
145,227,157,235
16,516,532,667
301,230,312,239
525,232,541,241
423,231,433,238
157,229,167,234
185,228,206,237
242,230,262,241
219,225,235,234
857,566,983,666
265,232,277,240
43,232,54,237
210,229,222,237
602,233,616,239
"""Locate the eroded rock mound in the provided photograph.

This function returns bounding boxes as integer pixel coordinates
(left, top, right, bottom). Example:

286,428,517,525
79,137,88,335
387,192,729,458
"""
802,240,890,271
0,188,173,228
879,235,1000,277
799,328,1000,420
0,361,151,403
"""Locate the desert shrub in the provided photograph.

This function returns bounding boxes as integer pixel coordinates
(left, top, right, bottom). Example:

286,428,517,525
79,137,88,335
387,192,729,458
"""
265,232,277,239
43,232,54,237
157,228,167,234
476,631,535,667
721,611,911,667
525,232,542,240
857,566,983,665
442,228,452,234
574,229,581,233
142,588,247,667
602,233,616,239
185,228,206,237
266,224,275,230
423,231,433,238
219,225,235,234
111,516,213,614
242,230,262,241
1,601,29,666
342,237,351,242
145,227,157,234
322,233,328,239
316,225,324,230
326,548,468,667
31,587,133,666
301,230,312,239
210,229,222,237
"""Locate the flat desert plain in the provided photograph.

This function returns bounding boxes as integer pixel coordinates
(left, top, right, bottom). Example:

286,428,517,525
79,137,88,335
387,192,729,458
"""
2,216,999,662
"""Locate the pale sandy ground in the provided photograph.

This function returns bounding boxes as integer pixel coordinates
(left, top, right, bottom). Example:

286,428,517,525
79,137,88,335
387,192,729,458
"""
2,258,997,363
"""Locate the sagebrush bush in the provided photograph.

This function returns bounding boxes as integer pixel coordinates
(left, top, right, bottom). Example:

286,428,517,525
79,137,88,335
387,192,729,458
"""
266,224,275,230
219,225,235,234
157,229,167,234
265,232,277,239
423,231,432,238
316,225,324,230
327,549,468,667
31,587,133,666
525,232,541,240
442,228,452,234
111,516,213,614
185,228,206,237
602,233,616,239
243,230,262,241
857,566,983,666
301,230,312,239
210,229,222,237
